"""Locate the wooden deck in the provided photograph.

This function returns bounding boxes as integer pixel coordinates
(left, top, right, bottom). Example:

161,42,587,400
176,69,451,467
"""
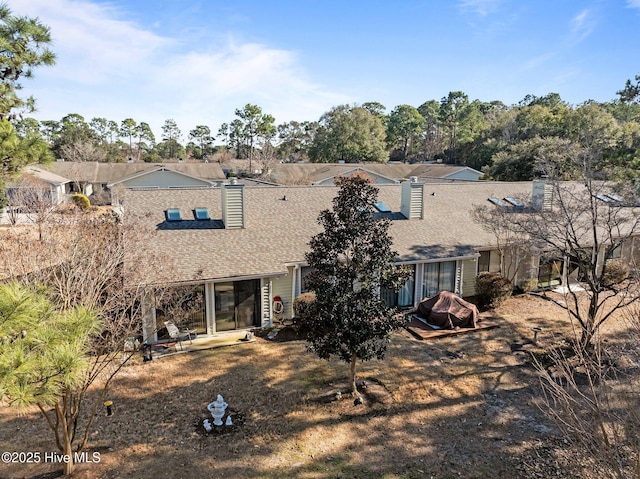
406,315,499,340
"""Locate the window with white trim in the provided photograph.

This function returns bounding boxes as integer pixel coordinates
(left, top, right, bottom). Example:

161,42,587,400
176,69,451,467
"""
422,261,456,297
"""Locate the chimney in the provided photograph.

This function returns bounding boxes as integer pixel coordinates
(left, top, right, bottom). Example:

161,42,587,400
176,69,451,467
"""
531,179,553,211
222,181,245,228
401,177,424,220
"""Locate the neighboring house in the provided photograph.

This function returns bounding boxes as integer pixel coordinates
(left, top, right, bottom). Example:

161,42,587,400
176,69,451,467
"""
264,163,483,185
107,166,219,205
123,179,640,343
310,165,400,185
408,163,484,182
43,161,227,204
6,165,72,207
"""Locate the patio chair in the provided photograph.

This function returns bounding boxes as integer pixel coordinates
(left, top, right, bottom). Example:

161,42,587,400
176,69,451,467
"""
164,321,197,350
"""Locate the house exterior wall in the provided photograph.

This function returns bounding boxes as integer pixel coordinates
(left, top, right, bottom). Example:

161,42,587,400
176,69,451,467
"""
316,173,395,186
121,170,212,188
461,259,477,297
272,272,294,320
446,170,482,181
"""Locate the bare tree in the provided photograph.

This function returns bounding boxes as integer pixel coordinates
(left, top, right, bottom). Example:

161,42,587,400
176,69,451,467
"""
472,202,531,283
6,174,57,239
59,141,107,162
0,207,171,474
534,298,640,479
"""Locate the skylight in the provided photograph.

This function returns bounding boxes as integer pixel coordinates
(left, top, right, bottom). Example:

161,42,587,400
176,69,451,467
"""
374,201,391,213
166,208,182,221
488,198,506,207
594,194,610,203
606,193,623,203
194,207,210,220
503,197,524,207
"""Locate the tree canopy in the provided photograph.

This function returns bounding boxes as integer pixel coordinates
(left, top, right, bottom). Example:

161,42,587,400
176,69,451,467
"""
310,104,387,163
0,4,55,118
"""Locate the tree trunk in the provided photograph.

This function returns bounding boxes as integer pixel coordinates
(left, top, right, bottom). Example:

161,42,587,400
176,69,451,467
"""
349,353,358,395
56,402,75,475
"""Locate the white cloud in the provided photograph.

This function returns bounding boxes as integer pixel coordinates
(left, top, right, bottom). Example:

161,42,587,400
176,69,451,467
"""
570,9,595,42
627,0,640,9
7,0,348,135
457,0,502,16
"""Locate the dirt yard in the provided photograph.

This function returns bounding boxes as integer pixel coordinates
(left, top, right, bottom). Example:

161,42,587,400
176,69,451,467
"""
0,293,637,479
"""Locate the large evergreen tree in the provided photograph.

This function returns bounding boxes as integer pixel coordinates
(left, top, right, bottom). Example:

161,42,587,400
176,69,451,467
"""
0,4,55,118
297,175,409,394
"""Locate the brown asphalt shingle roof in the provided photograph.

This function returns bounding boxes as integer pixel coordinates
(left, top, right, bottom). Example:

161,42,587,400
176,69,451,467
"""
124,181,534,284
45,162,226,183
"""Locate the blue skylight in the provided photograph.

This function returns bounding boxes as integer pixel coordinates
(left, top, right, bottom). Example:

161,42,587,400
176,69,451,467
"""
374,201,391,213
503,197,524,207
194,207,210,220
166,208,182,221
488,198,506,207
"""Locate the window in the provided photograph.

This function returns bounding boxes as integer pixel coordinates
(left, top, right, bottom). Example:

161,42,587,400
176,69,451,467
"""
478,251,491,273
194,207,210,220
422,261,456,297
166,208,182,221
607,243,623,260
382,265,415,308
538,256,563,288
300,266,314,293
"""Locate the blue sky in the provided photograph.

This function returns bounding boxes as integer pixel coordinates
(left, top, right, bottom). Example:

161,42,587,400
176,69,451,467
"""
9,0,640,139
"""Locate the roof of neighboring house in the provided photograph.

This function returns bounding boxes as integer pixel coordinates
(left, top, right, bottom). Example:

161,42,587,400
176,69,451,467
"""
123,181,535,285
14,165,71,186
45,161,226,184
106,165,217,188
310,165,399,184
264,163,481,185
409,164,483,181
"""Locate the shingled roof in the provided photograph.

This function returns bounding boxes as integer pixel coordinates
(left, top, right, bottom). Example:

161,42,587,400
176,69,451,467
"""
45,161,226,183
124,181,534,285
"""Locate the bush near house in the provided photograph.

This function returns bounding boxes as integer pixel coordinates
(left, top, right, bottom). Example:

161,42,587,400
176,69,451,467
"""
475,271,512,309
292,292,316,333
603,259,630,287
71,193,91,210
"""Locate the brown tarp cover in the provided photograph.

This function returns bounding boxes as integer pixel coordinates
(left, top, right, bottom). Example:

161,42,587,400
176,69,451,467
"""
416,291,479,329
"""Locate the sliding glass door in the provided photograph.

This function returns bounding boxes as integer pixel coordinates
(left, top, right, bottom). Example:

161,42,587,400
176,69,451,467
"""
214,280,260,331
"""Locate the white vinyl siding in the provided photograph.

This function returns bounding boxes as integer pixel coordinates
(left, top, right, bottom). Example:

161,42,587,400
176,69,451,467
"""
272,271,294,320
461,259,477,297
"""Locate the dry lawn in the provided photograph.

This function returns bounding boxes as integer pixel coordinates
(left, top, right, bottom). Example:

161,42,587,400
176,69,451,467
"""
1,293,638,479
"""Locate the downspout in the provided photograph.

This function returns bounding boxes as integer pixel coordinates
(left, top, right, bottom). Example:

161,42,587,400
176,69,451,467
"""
267,279,273,328
292,265,300,319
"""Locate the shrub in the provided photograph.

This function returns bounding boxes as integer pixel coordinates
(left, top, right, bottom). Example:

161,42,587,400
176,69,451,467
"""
603,259,630,287
520,277,539,293
292,292,317,334
475,272,512,309
71,193,91,210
